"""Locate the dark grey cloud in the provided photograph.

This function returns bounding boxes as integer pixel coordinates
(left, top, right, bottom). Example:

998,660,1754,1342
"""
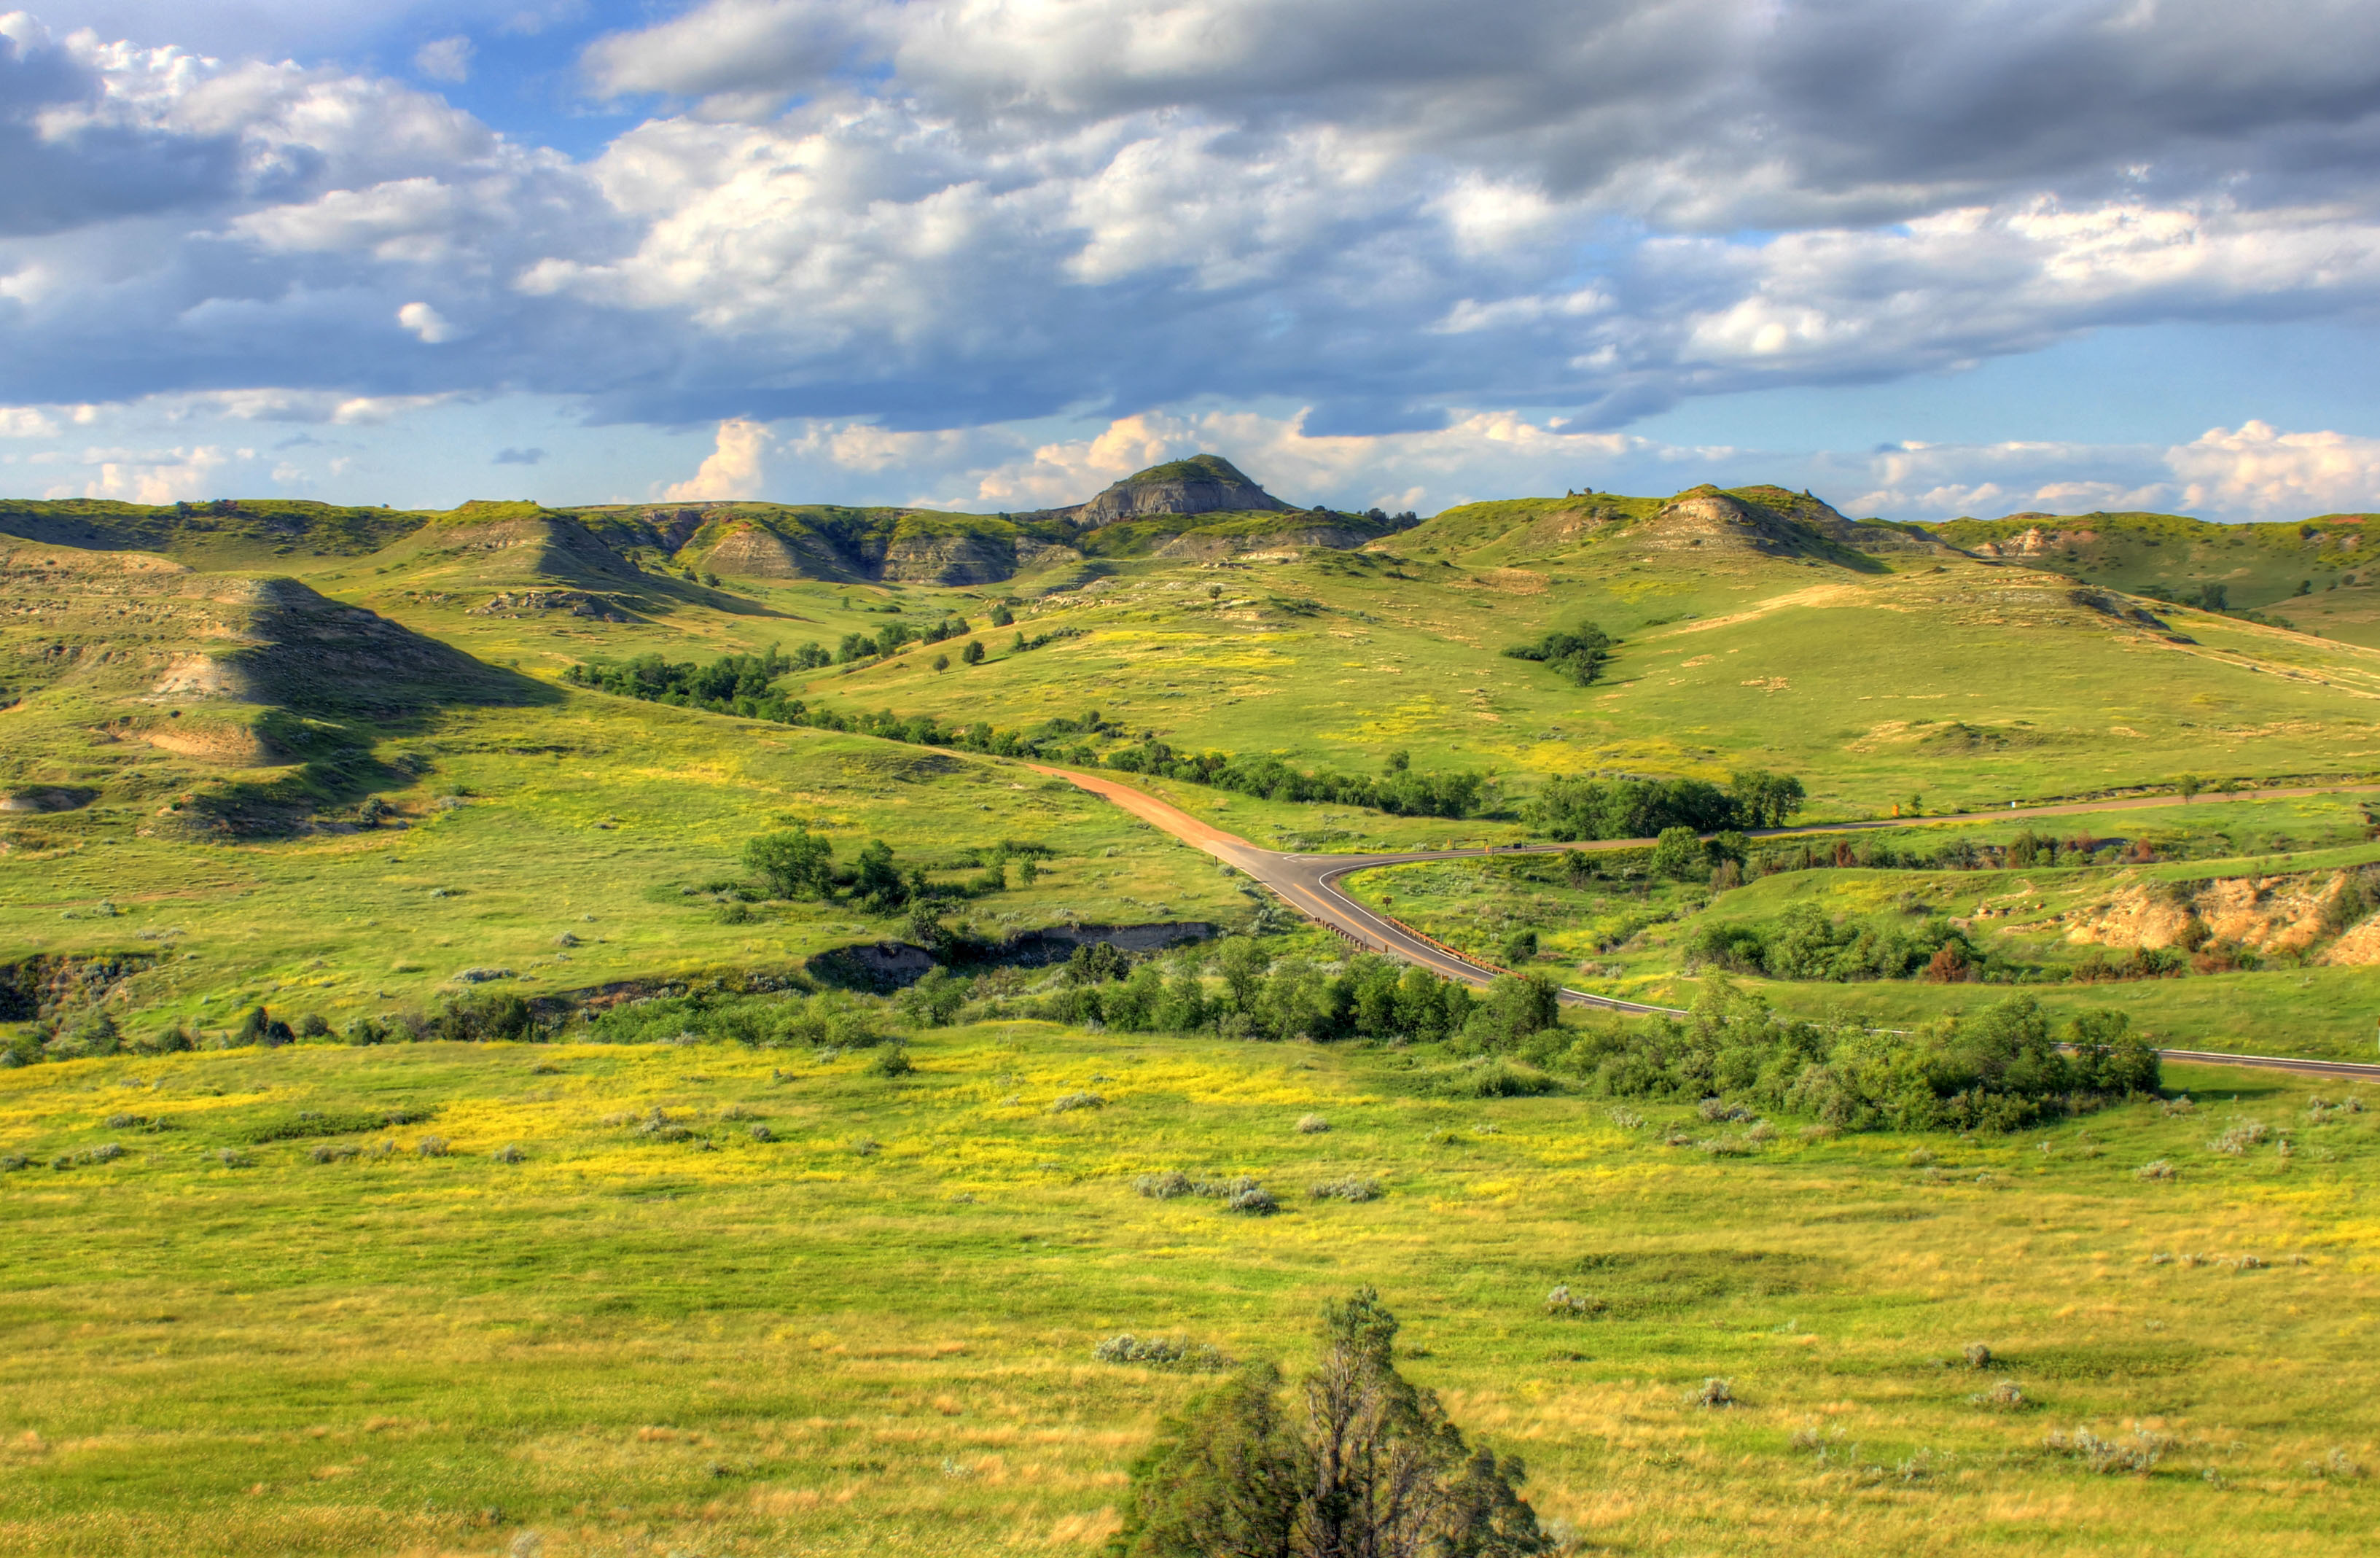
0,20,243,235
1,1,2378,440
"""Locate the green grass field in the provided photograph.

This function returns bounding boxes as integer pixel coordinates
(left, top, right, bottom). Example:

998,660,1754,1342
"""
7,483,2380,1556
2,1030,2376,1557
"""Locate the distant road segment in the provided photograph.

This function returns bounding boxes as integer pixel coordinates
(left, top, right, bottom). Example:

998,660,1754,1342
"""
1031,764,2380,1079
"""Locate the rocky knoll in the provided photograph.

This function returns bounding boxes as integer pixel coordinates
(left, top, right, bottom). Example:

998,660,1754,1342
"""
1642,486,1953,561
1034,454,1291,529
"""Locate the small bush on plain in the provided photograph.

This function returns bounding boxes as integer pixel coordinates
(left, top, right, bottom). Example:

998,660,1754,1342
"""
1093,1334,1231,1372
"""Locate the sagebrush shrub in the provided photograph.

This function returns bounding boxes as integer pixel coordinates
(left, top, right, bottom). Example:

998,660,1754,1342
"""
2047,1427,2169,1474
1048,1091,1105,1113
1309,1177,1382,1203
1294,1114,1330,1134
416,1135,450,1158
491,1142,526,1164
1690,1378,1736,1409
635,1109,693,1142
1092,1334,1231,1371
2136,1159,2177,1181
1134,1170,1195,1199
2207,1120,2269,1156
1543,1284,1601,1317
1224,1182,1280,1216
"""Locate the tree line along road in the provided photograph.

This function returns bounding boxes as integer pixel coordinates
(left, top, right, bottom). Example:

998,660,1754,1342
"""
1028,764,2380,1081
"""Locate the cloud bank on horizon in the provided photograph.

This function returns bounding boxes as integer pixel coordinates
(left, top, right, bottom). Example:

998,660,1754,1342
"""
1,0,2378,519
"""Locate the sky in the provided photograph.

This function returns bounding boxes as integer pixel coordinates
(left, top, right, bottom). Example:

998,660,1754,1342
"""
2,0,2379,522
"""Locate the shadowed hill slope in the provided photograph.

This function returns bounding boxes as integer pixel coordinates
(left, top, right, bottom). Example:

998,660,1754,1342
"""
0,539,553,833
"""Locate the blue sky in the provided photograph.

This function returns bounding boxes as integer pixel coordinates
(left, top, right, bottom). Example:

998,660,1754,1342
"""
4,0,2379,520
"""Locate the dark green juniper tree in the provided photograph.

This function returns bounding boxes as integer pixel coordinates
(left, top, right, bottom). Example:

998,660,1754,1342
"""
1113,1289,1548,1558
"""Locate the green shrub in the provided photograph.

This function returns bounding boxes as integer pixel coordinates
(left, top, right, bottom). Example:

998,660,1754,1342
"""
1531,984,2156,1133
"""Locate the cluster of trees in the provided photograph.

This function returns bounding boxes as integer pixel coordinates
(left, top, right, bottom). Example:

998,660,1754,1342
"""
837,613,971,663
563,646,817,714
744,830,1044,915
1685,903,1991,983
1502,620,1612,685
1749,828,2124,877
1115,1288,1549,1558
1104,743,1487,819
1029,941,1561,1049
1529,770,1806,841
1513,984,2158,1133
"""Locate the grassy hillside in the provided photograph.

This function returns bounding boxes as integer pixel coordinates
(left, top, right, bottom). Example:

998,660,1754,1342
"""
1,1031,2374,1556
1927,510,2377,644
0,498,431,567
0,540,1247,1027
749,512,2380,819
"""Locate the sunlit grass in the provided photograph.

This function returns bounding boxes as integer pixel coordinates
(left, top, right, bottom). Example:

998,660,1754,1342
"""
2,1030,2378,1555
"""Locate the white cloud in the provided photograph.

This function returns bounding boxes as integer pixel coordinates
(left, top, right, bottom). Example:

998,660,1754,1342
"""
775,405,1714,515
65,443,238,503
414,35,472,84
0,406,58,437
663,416,770,499
397,301,459,342
2169,421,2380,521
2,0,2380,508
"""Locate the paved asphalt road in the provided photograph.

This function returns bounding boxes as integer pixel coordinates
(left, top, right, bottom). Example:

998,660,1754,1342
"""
1031,765,2380,1080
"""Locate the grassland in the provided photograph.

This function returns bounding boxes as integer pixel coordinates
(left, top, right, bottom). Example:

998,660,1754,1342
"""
6,480,2380,1556
1,696,1249,1031
3,1027,2376,1557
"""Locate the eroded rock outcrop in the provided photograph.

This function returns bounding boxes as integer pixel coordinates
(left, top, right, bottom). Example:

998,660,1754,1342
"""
1042,454,1291,529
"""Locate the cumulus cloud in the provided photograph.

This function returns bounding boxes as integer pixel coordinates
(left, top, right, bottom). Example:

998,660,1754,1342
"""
1,0,2379,496
60,441,241,502
2169,421,2380,520
493,445,545,464
663,416,770,499
778,405,1719,514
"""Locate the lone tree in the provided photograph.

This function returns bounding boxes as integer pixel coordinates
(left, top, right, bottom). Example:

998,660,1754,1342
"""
745,829,834,898
1113,1288,1548,1558
1650,825,1704,879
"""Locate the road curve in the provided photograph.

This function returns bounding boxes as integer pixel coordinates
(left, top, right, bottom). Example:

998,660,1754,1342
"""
1029,763,2380,1079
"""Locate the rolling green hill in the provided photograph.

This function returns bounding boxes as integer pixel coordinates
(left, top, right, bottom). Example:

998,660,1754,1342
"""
1925,510,2379,645
7,468,2380,1557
